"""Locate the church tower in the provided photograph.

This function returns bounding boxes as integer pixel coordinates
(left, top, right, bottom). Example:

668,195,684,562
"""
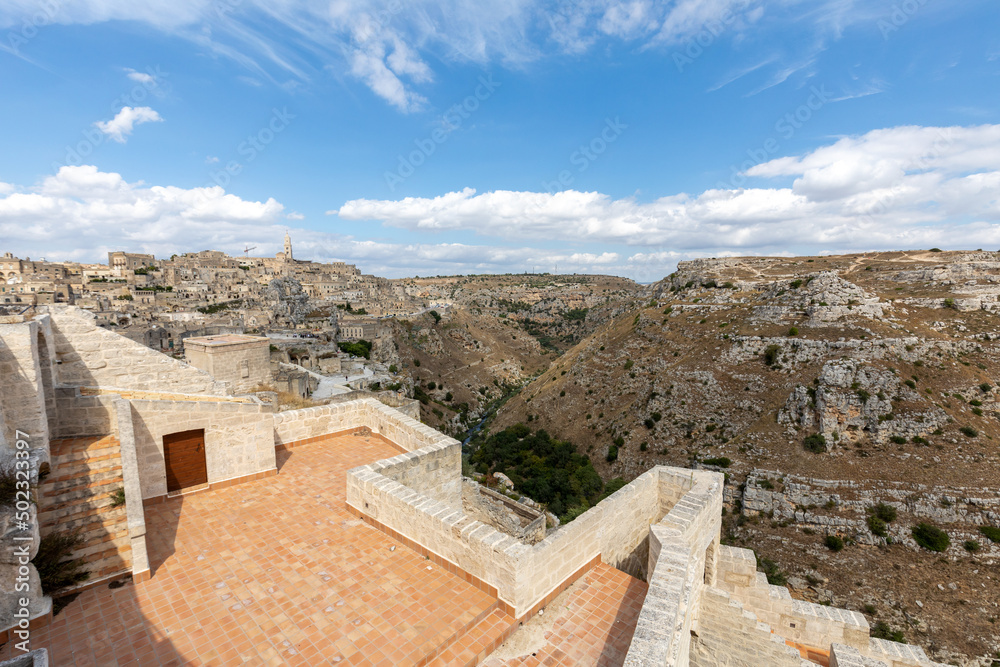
283,232,293,261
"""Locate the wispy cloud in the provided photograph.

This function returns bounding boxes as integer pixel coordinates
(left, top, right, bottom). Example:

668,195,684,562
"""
0,0,901,111
707,55,777,92
94,106,163,143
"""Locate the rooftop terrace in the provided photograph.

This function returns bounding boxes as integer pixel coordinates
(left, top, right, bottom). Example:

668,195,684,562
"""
2,431,646,666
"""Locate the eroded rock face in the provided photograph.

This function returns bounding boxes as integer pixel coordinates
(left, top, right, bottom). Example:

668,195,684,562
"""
779,359,945,445
264,278,311,325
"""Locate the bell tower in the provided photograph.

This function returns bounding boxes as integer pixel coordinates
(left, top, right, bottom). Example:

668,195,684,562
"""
283,232,293,261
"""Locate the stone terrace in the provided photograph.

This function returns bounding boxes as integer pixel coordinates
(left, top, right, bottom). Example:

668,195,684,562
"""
1,433,509,666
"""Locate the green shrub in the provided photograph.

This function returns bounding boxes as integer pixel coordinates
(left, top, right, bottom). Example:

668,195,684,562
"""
867,515,888,537
980,382,992,393
790,279,803,289
702,457,731,468
757,556,787,586
110,487,126,508
964,540,981,553
337,340,373,359
912,523,950,552
890,435,907,444
471,426,604,523
606,445,619,462
960,426,979,438
764,345,781,366
871,621,905,643
388,364,398,373
904,380,916,389
803,433,827,453
623,359,634,370
943,297,956,309
599,477,627,501
979,525,1000,543
825,535,845,552
413,359,420,367
33,532,89,594
929,247,942,252
871,503,897,522
856,388,871,402
788,327,799,336
643,418,655,430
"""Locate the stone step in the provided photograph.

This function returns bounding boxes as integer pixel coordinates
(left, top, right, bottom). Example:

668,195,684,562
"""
424,607,516,667
76,522,129,551
47,456,123,483
38,480,122,511
50,436,120,455
50,446,121,468
42,513,129,544
41,466,124,496
74,535,132,562
39,495,125,526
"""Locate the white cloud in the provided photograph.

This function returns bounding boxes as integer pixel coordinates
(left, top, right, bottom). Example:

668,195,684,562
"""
7,124,1000,282
94,106,163,143
0,165,284,255
205,156,220,164
0,165,660,279
0,0,892,111
336,124,1000,251
124,67,155,85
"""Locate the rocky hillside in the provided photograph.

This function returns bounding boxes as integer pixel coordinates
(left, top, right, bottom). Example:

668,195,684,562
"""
388,274,642,434
488,250,1000,665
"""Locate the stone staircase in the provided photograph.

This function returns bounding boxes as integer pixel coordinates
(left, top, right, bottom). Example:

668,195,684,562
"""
424,603,516,667
38,436,133,587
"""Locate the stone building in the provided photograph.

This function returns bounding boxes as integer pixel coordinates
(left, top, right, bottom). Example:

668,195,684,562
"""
183,334,270,394
107,251,155,276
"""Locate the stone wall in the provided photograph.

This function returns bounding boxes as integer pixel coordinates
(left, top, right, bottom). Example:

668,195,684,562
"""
0,318,51,455
184,336,270,394
113,400,150,579
129,397,275,499
624,471,724,666
347,461,701,617
716,545,870,651
43,306,228,396
690,588,809,667
50,388,117,439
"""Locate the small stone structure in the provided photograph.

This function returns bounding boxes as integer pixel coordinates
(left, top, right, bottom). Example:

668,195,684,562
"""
183,334,270,394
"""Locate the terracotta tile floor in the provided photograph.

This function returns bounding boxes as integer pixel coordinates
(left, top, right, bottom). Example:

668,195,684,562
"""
483,563,647,667
3,433,497,666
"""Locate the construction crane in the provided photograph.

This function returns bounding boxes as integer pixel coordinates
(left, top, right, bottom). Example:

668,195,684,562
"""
243,245,256,258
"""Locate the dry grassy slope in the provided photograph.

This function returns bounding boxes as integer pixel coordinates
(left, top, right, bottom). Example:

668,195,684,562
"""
390,308,556,433
392,274,644,432
489,250,1000,664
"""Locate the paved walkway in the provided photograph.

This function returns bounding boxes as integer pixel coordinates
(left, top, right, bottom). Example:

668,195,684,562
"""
6,433,496,666
483,563,647,667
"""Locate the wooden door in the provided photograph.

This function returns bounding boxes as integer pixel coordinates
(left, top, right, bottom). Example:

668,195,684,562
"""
163,429,208,492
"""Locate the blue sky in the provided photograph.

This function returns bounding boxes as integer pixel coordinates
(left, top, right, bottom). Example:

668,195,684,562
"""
1,0,999,281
